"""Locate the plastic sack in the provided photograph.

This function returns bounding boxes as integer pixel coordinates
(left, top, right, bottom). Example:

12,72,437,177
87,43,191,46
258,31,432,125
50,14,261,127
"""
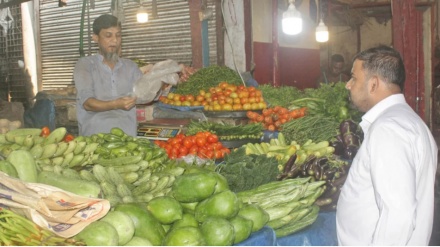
24,93,56,131
134,59,182,104
276,211,338,246
235,226,277,246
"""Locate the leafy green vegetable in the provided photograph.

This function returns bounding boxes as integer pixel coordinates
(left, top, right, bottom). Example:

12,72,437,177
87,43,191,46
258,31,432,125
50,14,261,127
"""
216,147,279,193
186,120,263,140
258,84,302,107
280,115,340,145
259,82,361,121
174,66,244,95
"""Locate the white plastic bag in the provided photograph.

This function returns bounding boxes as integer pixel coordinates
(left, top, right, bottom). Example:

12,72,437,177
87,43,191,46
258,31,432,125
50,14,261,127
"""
134,59,182,104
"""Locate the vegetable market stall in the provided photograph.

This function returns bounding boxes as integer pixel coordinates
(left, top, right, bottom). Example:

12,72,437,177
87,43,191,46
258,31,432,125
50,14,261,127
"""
0,65,361,245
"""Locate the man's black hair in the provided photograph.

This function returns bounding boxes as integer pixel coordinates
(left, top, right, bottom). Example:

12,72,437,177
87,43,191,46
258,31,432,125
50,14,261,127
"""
93,14,120,35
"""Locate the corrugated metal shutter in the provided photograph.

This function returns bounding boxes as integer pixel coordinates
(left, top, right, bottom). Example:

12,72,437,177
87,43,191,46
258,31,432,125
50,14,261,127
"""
38,0,218,90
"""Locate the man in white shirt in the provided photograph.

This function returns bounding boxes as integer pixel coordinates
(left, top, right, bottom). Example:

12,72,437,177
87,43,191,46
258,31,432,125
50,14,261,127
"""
336,45,438,245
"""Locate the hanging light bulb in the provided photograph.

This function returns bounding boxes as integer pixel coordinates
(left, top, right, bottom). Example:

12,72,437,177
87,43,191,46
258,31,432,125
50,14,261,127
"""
137,6,149,23
315,19,329,42
282,0,302,35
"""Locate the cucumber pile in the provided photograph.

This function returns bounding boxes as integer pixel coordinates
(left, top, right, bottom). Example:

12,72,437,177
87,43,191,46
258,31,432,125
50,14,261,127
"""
0,127,191,207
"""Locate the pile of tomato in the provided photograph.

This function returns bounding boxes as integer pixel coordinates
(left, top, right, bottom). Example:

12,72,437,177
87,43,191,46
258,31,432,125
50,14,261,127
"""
246,106,307,131
153,131,231,160
158,81,267,111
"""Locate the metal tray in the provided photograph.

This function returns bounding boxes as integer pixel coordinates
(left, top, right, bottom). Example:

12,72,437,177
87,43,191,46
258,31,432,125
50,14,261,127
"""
220,138,261,149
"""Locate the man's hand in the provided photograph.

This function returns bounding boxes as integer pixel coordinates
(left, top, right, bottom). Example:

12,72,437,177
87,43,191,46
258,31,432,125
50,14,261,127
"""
83,96,137,112
114,96,137,110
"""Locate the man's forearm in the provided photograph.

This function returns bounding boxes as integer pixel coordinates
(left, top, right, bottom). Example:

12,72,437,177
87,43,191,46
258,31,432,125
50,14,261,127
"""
83,98,117,112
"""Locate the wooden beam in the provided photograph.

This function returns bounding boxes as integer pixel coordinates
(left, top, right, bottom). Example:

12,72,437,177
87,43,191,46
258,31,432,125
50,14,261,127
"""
0,0,31,9
188,0,203,68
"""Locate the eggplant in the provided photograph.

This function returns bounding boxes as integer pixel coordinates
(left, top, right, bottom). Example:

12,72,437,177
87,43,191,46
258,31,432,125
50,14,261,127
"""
283,154,297,173
287,165,301,179
339,119,359,135
314,197,333,206
330,138,345,157
343,133,361,147
343,145,359,160
277,172,288,181
301,156,317,177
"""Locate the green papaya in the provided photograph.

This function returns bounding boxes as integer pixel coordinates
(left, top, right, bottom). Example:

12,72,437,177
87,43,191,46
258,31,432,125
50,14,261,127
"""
114,203,166,246
195,190,240,222
200,217,235,246
229,215,253,244
238,203,270,232
172,172,218,203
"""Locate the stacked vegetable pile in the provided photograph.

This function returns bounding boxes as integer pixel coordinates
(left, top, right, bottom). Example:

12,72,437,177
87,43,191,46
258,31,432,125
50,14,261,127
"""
0,79,365,245
153,131,230,160
259,82,361,123
0,126,191,207
174,65,243,96
72,168,271,246
247,106,306,131
237,177,326,237
159,81,267,111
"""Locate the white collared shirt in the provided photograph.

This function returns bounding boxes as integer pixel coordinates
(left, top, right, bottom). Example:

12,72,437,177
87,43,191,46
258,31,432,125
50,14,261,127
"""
336,94,438,245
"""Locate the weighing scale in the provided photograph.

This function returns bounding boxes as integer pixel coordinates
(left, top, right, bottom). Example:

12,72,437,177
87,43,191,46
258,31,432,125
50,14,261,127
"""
137,119,190,140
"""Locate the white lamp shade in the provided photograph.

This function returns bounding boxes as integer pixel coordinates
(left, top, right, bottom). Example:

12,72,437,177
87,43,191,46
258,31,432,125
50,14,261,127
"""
315,20,329,42
137,8,149,23
282,3,302,35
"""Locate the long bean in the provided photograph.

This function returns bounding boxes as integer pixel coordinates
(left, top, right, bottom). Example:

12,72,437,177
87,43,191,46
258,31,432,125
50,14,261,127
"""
0,208,84,246
280,115,339,145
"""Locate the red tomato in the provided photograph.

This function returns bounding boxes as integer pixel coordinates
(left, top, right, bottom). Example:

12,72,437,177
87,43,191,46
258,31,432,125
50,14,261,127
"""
170,148,179,159
197,149,207,159
168,138,180,146
211,142,223,151
213,150,223,160
63,134,75,142
154,140,162,147
188,145,198,155
40,126,50,137
183,138,193,149
195,137,207,147
178,146,188,156
221,148,231,155
205,150,214,159
205,144,215,151
207,134,219,143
